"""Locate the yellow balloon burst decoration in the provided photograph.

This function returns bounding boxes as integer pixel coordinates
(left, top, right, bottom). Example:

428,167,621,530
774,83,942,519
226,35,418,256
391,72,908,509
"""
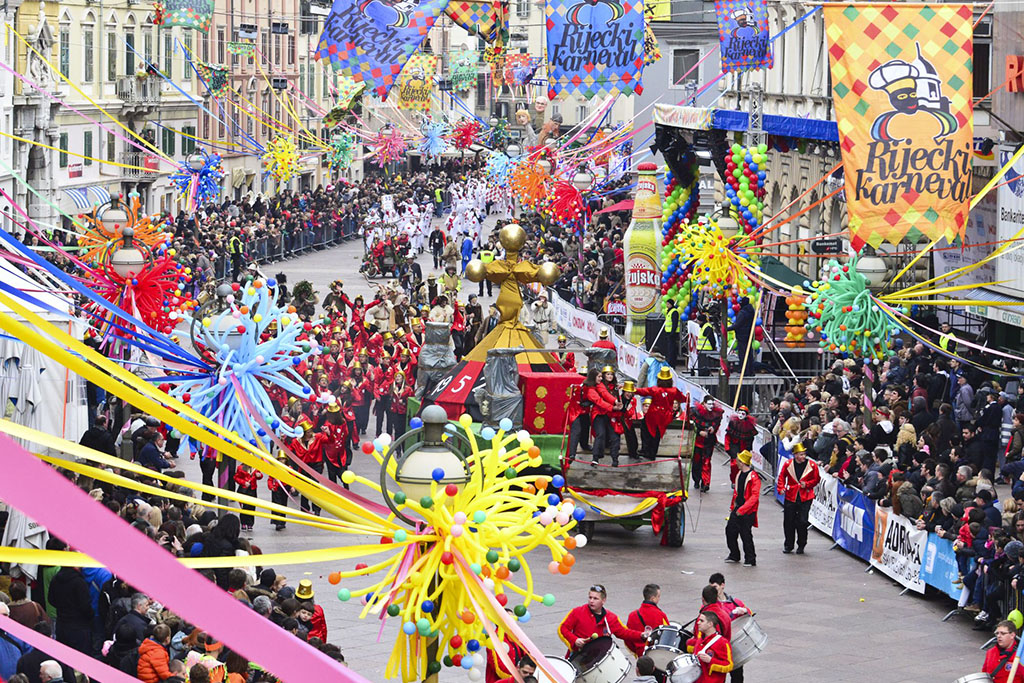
262,136,302,183
334,412,581,682
672,217,761,298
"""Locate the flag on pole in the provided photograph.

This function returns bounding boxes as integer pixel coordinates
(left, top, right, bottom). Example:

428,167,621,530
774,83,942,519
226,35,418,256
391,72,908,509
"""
824,3,973,248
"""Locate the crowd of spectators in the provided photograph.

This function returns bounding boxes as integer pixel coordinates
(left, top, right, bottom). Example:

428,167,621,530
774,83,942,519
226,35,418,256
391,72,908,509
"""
762,340,1024,629
0,462,344,683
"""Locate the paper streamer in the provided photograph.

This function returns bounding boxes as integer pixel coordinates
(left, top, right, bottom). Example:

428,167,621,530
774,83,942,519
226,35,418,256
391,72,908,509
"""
0,432,372,683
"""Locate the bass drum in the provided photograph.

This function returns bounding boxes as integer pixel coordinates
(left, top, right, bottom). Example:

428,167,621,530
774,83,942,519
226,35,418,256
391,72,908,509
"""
569,636,631,683
730,615,767,668
952,675,993,683
535,656,579,683
665,654,701,683
643,623,689,672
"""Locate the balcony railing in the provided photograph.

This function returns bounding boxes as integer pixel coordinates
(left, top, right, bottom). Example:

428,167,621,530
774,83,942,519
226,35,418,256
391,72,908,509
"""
116,76,160,106
120,151,162,179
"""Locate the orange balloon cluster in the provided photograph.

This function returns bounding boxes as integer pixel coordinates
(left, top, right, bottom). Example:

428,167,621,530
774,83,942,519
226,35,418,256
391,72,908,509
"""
784,287,809,348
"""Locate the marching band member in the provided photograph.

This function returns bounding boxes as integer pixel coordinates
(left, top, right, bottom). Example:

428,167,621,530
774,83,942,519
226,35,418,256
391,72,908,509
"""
290,419,326,516
776,442,821,555
557,584,644,657
725,406,757,484
984,620,1024,683
349,361,372,436
689,395,724,493
625,584,669,657
725,450,760,567
387,370,414,438
685,611,733,683
321,401,350,486
635,368,687,462
708,573,751,683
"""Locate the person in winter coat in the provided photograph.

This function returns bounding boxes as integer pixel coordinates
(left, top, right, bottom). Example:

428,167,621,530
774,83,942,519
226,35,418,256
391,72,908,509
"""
895,479,924,520
1008,413,1024,464
48,566,96,654
954,375,975,425
137,624,173,683
866,407,896,452
79,415,117,457
725,450,761,567
0,604,31,682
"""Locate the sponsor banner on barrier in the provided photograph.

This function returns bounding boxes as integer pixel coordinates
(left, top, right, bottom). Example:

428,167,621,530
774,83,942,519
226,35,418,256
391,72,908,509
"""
870,507,926,593
832,485,875,562
920,534,966,600
809,471,839,534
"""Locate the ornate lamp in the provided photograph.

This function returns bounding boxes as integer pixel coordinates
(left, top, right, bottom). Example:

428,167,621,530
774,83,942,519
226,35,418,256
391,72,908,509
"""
571,170,593,191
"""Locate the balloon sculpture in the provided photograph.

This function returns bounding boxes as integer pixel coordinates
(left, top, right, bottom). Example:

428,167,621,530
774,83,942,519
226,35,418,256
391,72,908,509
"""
328,133,357,173
484,151,517,188
372,127,409,167
262,136,302,183
802,255,901,359
783,288,809,348
547,180,589,234
170,149,225,213
452,120,481,150
418,119,451,161
76,193,171,266
165,277,317,443
723,142,768,242
331,413,583,682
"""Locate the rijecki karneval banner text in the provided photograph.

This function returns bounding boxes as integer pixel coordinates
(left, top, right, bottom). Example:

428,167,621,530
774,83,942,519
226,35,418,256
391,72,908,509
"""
823,3,973,249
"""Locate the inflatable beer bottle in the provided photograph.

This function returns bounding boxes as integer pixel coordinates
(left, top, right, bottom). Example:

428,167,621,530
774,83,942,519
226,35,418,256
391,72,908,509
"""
623,162,663,344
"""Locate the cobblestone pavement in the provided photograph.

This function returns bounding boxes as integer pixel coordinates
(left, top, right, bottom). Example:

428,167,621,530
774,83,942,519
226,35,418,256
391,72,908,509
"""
193,232,989,681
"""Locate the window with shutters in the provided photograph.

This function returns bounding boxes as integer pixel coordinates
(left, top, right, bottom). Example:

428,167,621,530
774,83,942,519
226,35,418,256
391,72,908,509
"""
59,133,68,168
84,132,93,165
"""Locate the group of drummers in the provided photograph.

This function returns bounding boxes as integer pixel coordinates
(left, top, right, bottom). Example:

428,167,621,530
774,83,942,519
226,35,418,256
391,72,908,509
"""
486,577,762,683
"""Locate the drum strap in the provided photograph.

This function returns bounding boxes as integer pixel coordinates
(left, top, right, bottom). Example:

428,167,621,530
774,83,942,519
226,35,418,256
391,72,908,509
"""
698,634,721,657
996,647,1016,673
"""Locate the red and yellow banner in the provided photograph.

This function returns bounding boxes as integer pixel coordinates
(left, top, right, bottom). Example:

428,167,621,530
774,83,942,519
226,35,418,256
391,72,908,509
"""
824,3,973,249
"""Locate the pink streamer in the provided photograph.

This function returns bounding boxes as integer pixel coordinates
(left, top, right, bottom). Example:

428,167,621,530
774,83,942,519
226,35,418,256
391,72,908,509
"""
0,615,143,683
0,432,372,683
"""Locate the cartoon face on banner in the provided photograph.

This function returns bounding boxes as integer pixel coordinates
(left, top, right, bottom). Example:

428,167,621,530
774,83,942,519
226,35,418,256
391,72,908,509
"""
713,0,771,72
824,3,973,249
226,41,256,56
450,49,478,92
545,0,645,99
315,0,448,98
397,53,436,110
503,53,536,86
154,0,214,32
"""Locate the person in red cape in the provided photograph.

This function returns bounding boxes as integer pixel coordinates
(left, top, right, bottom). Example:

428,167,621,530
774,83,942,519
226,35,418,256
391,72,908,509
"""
725,450,760,567
625,583,669,657
689,394,724,492
635,367,686,461
776,441,821,554
685,611,733,683
724,406,757,484
557,584,644,657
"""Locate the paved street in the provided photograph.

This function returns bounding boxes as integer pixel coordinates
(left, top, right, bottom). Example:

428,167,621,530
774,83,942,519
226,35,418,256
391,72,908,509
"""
201,235,988,682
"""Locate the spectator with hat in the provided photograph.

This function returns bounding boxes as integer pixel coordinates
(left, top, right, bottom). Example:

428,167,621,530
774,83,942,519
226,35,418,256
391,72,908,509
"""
294,580,327,642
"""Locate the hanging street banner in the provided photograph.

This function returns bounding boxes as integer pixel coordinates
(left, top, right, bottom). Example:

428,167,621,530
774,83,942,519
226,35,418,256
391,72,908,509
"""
450,49,479,92
824,3,973,249
545,0,646,100
226,41,256,56
713,0,772,72
196,62,230,98
870,506,927,593
315,0,448,99
446,0,507,43
154,0,214,32
397,54,437,110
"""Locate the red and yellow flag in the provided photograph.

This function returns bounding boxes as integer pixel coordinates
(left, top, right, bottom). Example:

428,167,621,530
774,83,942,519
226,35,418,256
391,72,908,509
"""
823,3,973,249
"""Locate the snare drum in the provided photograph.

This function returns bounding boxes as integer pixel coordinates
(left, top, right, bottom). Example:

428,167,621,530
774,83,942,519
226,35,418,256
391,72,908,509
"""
569,636,631,683
535,655,579,683
643,623,688,672
665,654,702,683
952,674,993,683
730,615,768,667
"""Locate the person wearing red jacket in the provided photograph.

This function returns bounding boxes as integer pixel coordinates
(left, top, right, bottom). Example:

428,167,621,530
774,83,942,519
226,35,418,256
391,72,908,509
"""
485,632,527,683
387,371,414,438
295,579,328,642
267,452,293,531
373,353,397,436
635,367,687,461
688,394,724,492
725,450,761,567
233,464,263,531
776,441,821,554
585,367,618,466
708,573,750,683
557,584,644,657
321,402,350,486
685,611,733,683
615,381,640,461
566,379,591,462
984,621,1024,683
349,363,372,436
291,420,326,515
555,334,576,372
625,583,669,657
725,406,757,484
593,326,616,350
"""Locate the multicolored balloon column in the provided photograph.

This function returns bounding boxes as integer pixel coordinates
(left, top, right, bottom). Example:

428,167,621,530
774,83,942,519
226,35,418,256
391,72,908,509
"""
333,416,583,682
802,256,900,359
166,277,316,443
783,288,809,348
724,142,768,242
659,166,700,320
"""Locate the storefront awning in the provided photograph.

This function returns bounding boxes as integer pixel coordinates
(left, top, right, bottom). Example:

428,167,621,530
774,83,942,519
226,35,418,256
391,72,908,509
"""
62,186,112,210
962,287,1024,328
